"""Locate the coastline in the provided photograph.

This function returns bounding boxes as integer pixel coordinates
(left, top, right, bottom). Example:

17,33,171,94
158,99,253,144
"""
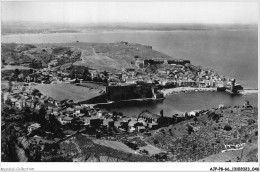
240,90,258,95
90,97,165,108
161,87,217,96
2,28,257,37
161,87,258,97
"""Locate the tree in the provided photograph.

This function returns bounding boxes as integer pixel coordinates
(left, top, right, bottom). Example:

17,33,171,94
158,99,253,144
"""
2,59,7,65
14,69,20,77
112,112,118,121
86,75,92,81
153,140,159,144
103,70,108,77
192,143,197,150
97,77,103,82
83,68,91,78
49,114,61,127
29,146,41,162
29,69,34,74
168,129,173,136
32,89,40,96
184,112,189,120
23,106,33,122
5,98,12,105
74,78,80,83
29,60,42,69
93,77,98,82
142,149,149,155
247,119,255,125
69,70,76,79
103,78,108,83
38,107,47,126
208,112,222,123
81,108,89,116
187,125,194,135
223,125,232,131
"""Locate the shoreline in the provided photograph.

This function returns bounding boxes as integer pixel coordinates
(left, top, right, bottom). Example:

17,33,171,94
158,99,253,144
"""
2,28,257,37
240,90,258,95
87,97,165,108
161,87,258,97
161,87,217,96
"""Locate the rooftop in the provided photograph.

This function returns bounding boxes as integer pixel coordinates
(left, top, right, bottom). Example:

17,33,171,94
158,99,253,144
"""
139,111,161,119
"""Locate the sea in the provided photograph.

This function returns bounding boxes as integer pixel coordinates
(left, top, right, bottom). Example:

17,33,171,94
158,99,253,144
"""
2,29,258,116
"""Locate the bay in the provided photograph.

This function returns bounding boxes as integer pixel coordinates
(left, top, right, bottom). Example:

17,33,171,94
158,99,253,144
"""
96,91,258,117
2,30,258,116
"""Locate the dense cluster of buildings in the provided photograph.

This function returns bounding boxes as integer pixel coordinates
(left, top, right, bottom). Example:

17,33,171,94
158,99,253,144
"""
2,44,244,128
2,53,243,104
131,58,242,92
135,58,191,68
1,82,176,136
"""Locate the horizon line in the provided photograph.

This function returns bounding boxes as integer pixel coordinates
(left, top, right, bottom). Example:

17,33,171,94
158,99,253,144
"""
2,20,258,25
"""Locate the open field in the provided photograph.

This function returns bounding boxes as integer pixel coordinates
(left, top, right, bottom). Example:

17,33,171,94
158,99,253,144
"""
33,83,101,102
138,144,165,155
92,139,137,154
59,134,154,162
2,65,32,71
93,138,166,155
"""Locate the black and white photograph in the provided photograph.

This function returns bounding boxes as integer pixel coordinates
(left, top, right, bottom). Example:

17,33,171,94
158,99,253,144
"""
1,0,259,171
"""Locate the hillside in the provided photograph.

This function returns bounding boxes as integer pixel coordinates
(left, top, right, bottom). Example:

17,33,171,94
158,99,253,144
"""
145,106,258,162
37,42,174,72
57,134,154,162
1,42,174,72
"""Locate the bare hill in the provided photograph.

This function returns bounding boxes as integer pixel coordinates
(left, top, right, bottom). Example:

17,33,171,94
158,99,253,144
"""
1,42,175,72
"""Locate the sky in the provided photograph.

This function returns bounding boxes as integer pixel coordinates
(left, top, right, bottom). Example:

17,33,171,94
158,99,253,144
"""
1,1,259,24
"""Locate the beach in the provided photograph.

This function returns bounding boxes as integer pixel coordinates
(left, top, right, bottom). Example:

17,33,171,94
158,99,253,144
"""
240,90,258,95
161,87,217,96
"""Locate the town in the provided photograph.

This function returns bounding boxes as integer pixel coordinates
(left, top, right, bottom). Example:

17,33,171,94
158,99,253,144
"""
1,42,256,162
2,42,243,102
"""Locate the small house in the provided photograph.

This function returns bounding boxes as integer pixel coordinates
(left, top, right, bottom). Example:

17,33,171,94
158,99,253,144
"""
103,118,114,128
137,126,146,133
59,116,73,125
148,122,159,130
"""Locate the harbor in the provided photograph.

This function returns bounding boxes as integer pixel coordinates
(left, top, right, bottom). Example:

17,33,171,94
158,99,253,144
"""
98,90,258,118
